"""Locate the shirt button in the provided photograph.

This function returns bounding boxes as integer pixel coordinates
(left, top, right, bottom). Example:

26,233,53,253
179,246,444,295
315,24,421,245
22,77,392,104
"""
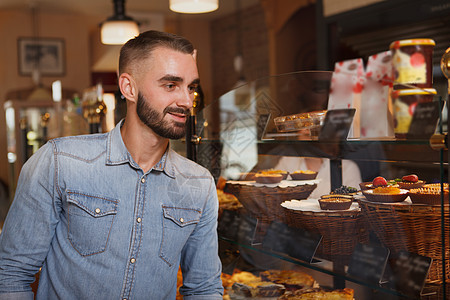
179,217,184,223
130,258,136,264
95,208,101,214
136,217,142,223
141,178,146,183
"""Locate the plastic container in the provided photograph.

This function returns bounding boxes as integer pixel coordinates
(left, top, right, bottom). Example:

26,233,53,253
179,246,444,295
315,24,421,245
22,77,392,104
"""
392,88,436,138
390,39,435,89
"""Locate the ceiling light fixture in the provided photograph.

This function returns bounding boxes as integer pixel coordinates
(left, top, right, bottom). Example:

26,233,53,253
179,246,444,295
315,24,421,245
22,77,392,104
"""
169,0,219,14
101,0,140,45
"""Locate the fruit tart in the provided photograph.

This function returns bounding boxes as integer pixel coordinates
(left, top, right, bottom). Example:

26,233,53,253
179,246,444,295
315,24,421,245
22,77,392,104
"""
397,174,425,189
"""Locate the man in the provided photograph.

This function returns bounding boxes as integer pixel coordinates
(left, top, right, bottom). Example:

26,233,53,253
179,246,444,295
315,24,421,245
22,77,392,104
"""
0,30,223,299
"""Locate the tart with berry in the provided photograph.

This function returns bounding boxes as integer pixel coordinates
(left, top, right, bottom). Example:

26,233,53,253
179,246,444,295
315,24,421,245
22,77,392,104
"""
397,174,425,190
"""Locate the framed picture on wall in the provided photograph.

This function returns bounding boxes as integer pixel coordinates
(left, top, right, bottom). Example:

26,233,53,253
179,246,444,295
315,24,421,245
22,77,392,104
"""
18,37,65,76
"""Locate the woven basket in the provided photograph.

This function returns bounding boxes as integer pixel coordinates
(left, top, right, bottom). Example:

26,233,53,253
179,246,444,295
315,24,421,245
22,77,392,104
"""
358,198,450,283
224,182,317,223
282,207,369,262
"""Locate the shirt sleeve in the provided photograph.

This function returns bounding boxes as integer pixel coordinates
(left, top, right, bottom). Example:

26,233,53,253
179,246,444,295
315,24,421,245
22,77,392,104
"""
179,175,223,299
0,142,60,297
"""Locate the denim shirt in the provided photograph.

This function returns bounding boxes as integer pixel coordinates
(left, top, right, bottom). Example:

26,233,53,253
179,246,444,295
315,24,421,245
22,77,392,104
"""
0,121,223,300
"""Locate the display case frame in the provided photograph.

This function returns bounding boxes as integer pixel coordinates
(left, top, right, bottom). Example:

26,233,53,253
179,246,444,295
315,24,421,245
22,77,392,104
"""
192,71,449,299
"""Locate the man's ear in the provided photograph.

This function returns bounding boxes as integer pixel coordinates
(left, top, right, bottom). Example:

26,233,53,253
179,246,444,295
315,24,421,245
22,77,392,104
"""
118,73,138,103
192,49,197,61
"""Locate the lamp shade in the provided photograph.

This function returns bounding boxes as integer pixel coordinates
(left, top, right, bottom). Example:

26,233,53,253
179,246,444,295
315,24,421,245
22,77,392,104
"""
101,20,139,45
170,0,218,14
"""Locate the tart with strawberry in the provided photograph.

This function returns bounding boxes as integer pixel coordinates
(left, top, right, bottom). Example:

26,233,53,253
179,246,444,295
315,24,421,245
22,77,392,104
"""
397,174,425,189
361,176,400,190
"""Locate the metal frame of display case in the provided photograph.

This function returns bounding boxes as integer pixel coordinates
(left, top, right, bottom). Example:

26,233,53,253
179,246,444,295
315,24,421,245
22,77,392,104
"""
189,71,450,299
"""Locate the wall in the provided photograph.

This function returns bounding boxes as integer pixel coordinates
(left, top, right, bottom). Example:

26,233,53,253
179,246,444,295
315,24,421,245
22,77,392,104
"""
0,9,101,188
210,4,270,100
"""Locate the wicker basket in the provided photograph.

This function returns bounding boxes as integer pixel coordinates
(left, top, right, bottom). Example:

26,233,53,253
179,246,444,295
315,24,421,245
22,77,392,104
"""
224,182,317,223
282,206,369,262
358,198,450,283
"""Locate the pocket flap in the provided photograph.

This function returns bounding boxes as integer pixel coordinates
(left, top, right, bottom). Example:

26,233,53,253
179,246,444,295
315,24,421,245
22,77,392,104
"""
67,190,118,217
162,206,201,227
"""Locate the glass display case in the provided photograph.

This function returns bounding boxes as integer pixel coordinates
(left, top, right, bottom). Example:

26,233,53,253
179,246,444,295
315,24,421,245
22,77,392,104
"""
194,71,449,299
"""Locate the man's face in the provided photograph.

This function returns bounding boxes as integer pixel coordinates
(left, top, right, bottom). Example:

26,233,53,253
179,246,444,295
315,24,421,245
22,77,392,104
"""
136,47,199,139
136,91,189,139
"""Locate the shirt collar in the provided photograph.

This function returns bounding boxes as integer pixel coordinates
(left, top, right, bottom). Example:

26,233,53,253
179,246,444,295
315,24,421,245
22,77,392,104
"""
106,119,176,178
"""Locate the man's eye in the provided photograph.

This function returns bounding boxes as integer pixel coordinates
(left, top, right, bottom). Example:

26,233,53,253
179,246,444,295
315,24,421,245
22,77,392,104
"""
165,84,176,90
188,85,198,93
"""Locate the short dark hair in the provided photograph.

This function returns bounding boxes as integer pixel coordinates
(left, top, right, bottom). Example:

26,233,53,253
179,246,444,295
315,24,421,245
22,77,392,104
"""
119,30,195,76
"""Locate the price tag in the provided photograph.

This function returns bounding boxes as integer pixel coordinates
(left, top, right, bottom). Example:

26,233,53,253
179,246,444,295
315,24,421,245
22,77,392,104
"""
406,101,440,139
263,221,322,263
319,108,356,141
385,251,432,298
347,243,390,284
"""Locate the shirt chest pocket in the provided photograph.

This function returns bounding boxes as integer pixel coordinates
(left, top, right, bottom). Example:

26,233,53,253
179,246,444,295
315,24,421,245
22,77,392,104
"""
159,206,201,267
67,190,119,257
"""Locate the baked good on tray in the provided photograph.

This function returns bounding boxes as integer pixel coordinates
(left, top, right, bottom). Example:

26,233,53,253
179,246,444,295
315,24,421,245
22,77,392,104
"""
361,176,400,190
230,271,286,298
362,186,409,203
260,270,315,291
397,174,425,189
278,287,354,299
239,172,257,181
255,173,284,184
318,196,353,210
409,187,449,205
258,169,289,180
290,170,318,180
231,281,286,298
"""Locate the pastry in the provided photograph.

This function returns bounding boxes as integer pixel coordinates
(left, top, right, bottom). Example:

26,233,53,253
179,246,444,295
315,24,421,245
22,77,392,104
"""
231,271,260,283
278,287,354,299
260,269,315,290
230,271,286,298
318,197,352,210
217,189,243,214
397,174,425,189
255,173,283,184
362,187,409,203
290,170,318,180
372,186,402,194
258,169,289,180
239,172,256,181
232,281,286,298
409,187,449,205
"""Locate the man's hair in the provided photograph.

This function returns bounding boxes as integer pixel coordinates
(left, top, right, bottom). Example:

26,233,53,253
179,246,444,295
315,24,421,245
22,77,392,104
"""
119,30,195,76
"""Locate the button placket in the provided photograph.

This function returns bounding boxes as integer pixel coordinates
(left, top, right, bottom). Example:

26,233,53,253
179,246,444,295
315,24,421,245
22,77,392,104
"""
121,174,146,299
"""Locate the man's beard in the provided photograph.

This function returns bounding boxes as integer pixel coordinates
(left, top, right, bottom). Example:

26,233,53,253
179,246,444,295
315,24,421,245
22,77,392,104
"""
136,92,189,139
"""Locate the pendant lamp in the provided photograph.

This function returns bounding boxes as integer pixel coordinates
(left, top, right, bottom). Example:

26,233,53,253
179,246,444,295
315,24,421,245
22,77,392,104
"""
101,0,139,45
169,0,218,14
